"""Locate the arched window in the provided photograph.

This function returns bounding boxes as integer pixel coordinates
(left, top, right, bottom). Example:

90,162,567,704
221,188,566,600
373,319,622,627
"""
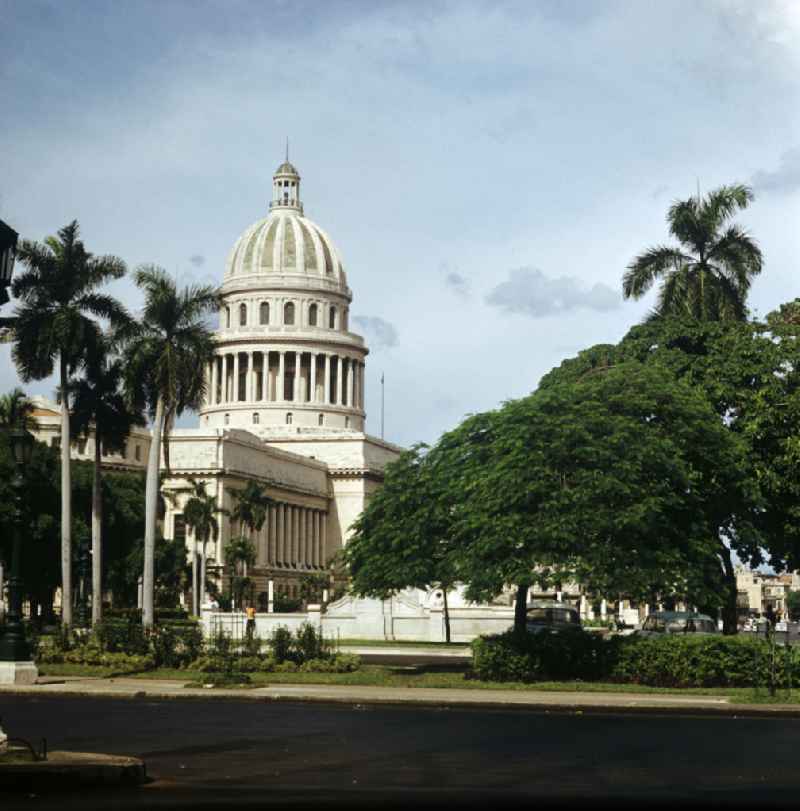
260,302,269,325
328,306,336,329
343,308,349,331
345,416,350,428
286,413,293,425
239,303,247,326
284,302,295,326
309,303,318,327
318,414,324,426
225,307,231,328
252,413,260,425
224,413,230,425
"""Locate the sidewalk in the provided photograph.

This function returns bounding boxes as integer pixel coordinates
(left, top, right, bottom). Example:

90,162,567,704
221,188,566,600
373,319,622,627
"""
2,676,799,717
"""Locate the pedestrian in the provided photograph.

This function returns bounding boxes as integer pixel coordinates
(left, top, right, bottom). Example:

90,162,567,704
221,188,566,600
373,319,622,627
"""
246,603,256,639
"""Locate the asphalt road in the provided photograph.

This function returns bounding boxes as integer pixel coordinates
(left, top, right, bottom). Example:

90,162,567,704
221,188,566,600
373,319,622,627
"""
2,695,800,809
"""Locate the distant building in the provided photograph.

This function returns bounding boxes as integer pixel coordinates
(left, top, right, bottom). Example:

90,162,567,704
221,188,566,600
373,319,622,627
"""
736,567,800,617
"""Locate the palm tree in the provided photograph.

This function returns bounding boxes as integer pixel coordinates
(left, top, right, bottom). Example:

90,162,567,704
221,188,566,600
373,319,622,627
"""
622,184,762,321
228,481,273,596
181,479,226,616
223,536,257,610
0,388,39,430
0,221,127,626
71,338,145,625
121,265,220,628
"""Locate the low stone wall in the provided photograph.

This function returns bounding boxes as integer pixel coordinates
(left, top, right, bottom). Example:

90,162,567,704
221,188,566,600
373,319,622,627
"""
202,594,516,643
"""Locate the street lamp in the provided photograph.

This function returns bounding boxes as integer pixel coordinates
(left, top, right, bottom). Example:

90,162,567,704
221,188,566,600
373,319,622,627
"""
0,219,18,307
0,428,38,684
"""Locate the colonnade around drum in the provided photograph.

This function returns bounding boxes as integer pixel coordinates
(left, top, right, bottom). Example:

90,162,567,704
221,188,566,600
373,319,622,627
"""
206,350,365,412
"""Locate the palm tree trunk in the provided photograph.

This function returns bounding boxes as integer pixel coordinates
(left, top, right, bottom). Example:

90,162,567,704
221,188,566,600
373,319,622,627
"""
191,534,198,616
92,436,103,625
200,537,207,609
60,353,73,627
0,560,5,623
143,396,165,628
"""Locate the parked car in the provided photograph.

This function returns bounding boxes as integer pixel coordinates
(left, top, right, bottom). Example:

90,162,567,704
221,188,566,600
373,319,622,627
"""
525,601,583,635
637,610,719,637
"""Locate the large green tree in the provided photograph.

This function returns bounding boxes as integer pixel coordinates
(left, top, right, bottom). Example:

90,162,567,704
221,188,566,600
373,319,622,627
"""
121,265,220,627
71,337,145,624
346,444,461,642
0,221,127,625
622,184,762,321
539,313,800,631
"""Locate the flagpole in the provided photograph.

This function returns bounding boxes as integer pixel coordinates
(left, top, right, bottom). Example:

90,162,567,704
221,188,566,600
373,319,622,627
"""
381,372,385,440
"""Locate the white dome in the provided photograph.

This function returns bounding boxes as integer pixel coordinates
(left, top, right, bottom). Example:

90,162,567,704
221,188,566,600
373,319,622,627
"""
224,213,347,286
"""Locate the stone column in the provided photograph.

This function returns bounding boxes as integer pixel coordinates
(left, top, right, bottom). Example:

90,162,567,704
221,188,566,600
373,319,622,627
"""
324,354,331,404
246,351,254,402
600,599,607,619
276,503,285,566
313,511,320,568
310,353,317,404
359,362,364,409
233,352,240,403
336,355,343,406
321,513,327,568
287,506,295,566
211,357,218,405
348,359,355,408
298,508,306,568
294,352,301,402
221,354,228,402
278,352,285,402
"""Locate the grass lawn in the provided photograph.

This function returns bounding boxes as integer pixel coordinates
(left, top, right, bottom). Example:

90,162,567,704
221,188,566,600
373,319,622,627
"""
34,663,799,703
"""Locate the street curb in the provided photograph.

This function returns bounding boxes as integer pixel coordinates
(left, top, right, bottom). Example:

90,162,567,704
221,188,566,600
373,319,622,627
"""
0,751,146,791
2,684,800,719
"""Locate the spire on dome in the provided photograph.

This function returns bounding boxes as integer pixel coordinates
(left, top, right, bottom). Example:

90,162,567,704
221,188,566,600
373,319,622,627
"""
271,148,302,213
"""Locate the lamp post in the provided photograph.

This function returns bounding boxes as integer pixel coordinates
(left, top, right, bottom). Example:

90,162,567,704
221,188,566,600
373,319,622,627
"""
0,428,38,684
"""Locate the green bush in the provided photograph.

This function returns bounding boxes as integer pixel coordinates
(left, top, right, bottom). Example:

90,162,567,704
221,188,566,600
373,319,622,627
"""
470,630,800,688
268,626,294,663
299,654,360,673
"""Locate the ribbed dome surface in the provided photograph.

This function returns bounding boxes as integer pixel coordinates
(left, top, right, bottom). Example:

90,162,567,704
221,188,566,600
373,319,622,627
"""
224,213,347,284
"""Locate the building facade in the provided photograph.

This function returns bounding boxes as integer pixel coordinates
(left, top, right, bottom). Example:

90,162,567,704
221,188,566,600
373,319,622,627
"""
29,157,402,607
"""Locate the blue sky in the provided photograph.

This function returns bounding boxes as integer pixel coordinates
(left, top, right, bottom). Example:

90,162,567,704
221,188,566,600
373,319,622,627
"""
2,0,799,447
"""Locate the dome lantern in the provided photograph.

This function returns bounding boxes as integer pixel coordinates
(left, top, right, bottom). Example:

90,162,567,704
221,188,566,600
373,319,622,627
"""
270,142,302,214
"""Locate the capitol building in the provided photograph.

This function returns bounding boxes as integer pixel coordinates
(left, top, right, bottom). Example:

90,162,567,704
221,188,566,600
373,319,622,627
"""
31,156,402,606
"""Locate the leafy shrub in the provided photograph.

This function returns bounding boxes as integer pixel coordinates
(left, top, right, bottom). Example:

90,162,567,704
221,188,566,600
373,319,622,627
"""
471,630,800,688
293,622,331,662
148,622,203,668
269,626,294,663
273,595,303,613
299,654,360,673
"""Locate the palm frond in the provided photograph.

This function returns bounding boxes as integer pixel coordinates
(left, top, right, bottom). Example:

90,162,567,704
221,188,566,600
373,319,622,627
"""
622,246,688,299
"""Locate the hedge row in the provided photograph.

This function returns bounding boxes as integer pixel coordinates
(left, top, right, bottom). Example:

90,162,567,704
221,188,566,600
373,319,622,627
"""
471,630,800,688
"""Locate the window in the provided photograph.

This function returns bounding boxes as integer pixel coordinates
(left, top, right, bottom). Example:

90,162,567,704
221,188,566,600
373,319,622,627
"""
286,413,293,425
308,303,318,327
253,413,260,425
77,439,87,455
135,444,141,462
224,413,230,425
345,416,350,428
239,303,247,326
328,306,336,329
225,307,231,328
318,414,324,426
260,302,269,325
284,302,295,325
343,308,349,330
